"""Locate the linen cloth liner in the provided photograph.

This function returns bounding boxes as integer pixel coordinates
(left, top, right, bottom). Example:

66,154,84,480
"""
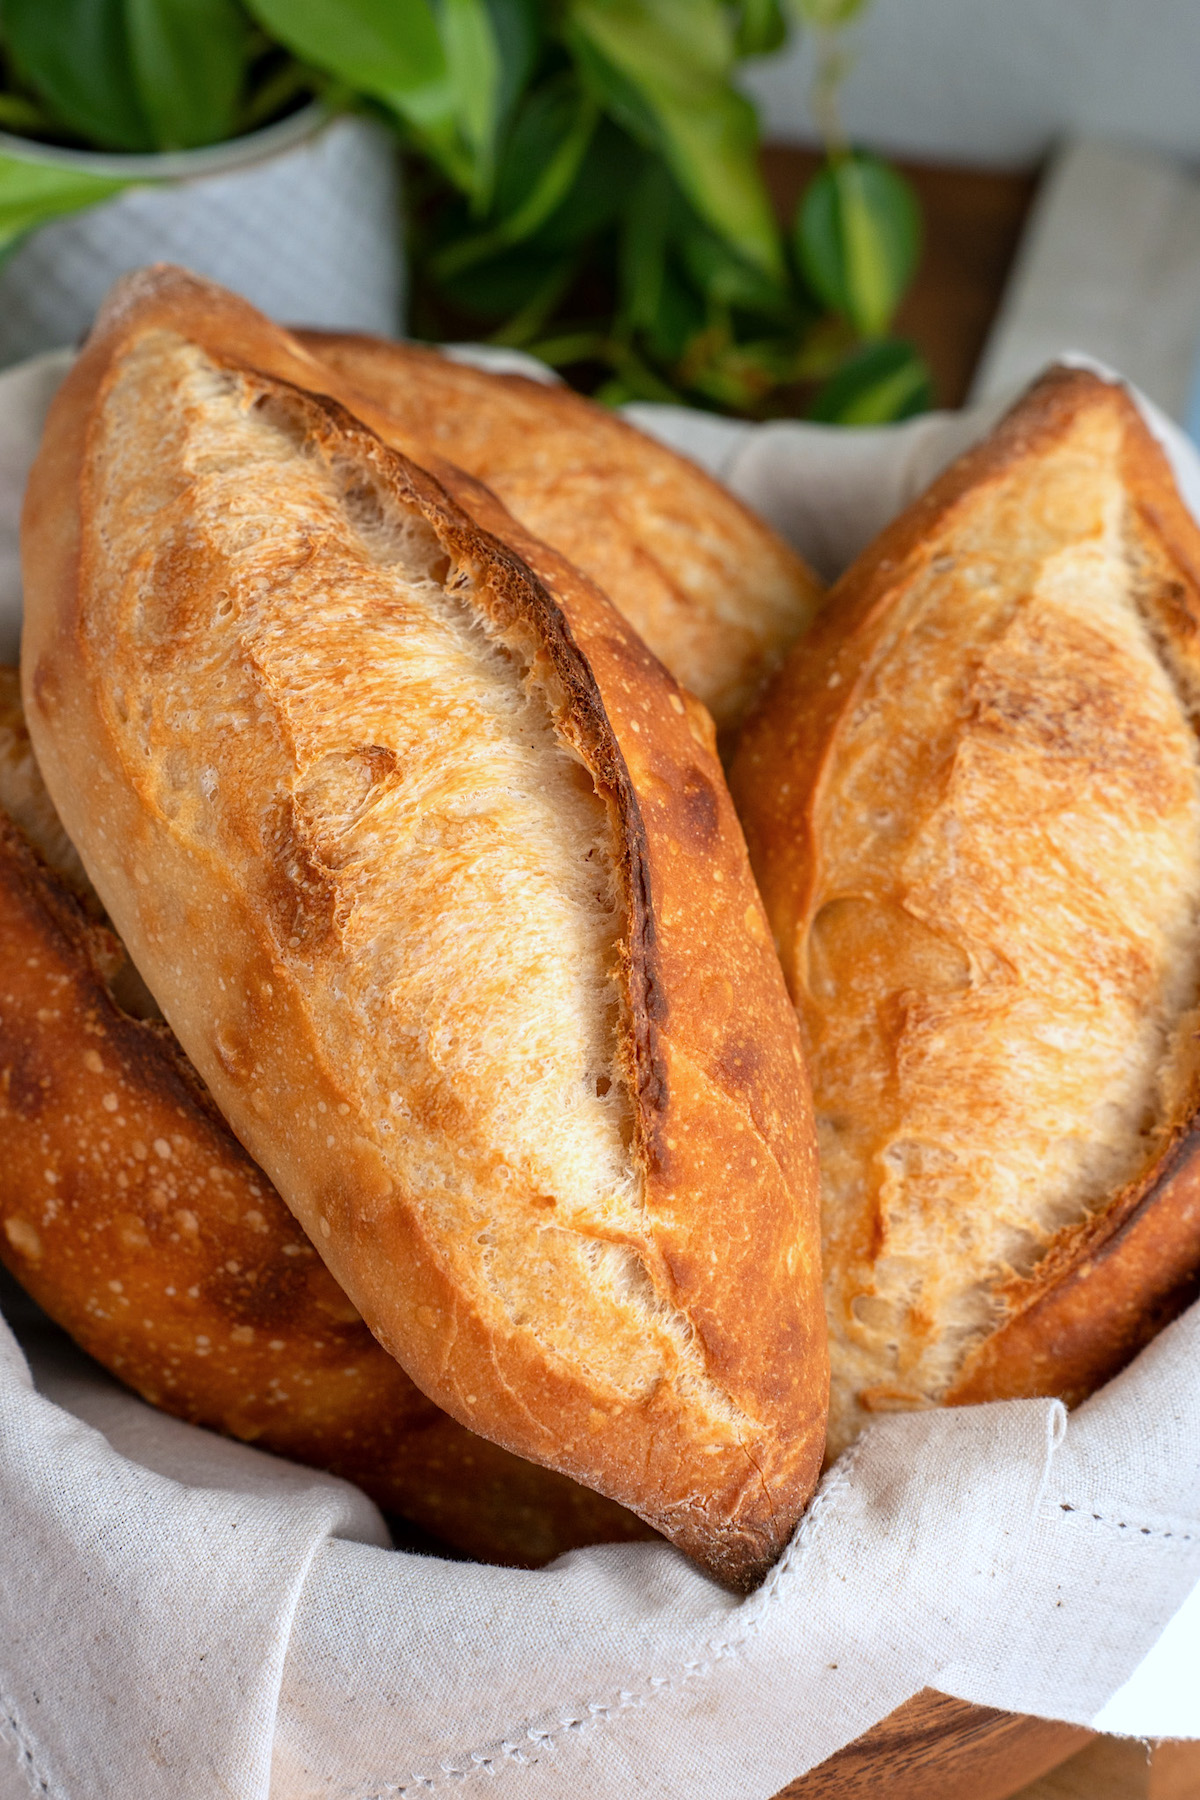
0,348,1195,1800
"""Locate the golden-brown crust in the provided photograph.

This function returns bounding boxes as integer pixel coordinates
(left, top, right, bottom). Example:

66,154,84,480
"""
297,329,824,732
0,805,653,1565
733,367,1159,941
21,266,826,1588
732,365,1200,1443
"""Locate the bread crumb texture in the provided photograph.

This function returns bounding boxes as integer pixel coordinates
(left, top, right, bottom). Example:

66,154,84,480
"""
735,374,1200,1457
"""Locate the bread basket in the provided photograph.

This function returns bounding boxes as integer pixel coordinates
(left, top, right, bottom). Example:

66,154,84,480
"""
0,348,1196,1800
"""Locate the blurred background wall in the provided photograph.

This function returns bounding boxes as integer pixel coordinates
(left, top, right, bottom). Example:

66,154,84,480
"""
743,0,1200,167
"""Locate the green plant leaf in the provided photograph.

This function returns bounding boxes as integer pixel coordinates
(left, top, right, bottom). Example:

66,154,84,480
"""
125,0,252,150
682,333,790,408
608,342,684,402
440,0,501,204
790,310,855,379
618,160,672,333
593,377,637,405
734,0,788,57
491,75,587,217
234,53,313,134
566,0,783,277
530,113,640,250
0,93,53,135
644,258,706,362
565,28,658,150
807,337,932,424
4,0,153,151
243,0,446,107
488,252,580,344
677,214,794,319
523,328,606,366
795,151,920,337
242,0,464,174
431,77,598,276
485,0,541,126
0,152,126,252
435,236,573,326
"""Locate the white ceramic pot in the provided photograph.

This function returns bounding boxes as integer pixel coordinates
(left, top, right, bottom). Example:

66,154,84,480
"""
0,105,404,366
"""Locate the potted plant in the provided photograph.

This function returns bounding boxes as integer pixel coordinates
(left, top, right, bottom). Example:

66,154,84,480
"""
0,2,405,365
0,0,927,422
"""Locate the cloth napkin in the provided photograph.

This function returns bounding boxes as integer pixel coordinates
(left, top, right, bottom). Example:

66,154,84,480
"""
966,138,1200,428
0,348,1197,1800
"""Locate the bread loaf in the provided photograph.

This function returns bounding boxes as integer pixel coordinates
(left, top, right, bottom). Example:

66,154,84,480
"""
0,669,652,1565
300,330,823,733
731,367,1200,1458
21,267,826,1588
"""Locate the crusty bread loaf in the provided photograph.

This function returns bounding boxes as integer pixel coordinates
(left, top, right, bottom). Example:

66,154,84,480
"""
731,367,1200,1458
0,671,653,1565
21,267,826,1588
299,330,823,733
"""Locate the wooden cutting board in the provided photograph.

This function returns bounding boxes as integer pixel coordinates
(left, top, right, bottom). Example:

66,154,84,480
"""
1008,1733,1200,1798
772,1689,1094,1799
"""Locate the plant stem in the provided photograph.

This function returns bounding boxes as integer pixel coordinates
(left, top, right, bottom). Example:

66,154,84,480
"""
811,29,851,163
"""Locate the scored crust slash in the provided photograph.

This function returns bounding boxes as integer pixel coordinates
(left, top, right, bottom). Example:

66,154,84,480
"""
296,329,823,738
19,266,828,1590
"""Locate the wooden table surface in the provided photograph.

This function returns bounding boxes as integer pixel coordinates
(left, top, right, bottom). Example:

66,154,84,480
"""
1011,1733,1200,1798
767,1688,1200,1799
775,1690,1092,1798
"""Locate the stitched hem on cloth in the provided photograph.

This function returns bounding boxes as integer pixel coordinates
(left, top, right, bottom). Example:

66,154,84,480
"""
0,1688,64,1800
335,1440,869,1800
1056,1503,1199,1546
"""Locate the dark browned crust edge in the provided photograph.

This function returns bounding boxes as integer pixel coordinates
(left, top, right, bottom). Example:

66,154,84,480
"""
949,1102,1200,1407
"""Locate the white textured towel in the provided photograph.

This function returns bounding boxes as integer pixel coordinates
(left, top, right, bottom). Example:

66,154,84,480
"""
0,349,1197,1800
